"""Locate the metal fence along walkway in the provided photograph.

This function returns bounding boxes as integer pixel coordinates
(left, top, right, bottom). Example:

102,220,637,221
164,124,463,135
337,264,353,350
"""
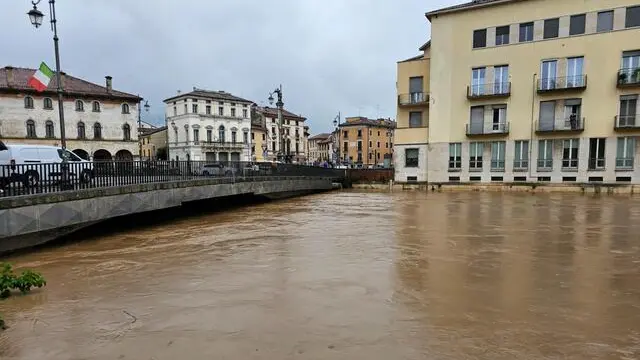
0,160,344,198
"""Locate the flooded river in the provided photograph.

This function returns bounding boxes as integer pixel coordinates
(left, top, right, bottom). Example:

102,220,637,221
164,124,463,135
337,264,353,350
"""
1,191,640,359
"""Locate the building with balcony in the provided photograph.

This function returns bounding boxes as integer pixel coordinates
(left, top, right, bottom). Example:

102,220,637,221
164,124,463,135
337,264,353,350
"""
338,116,395,168
426,0,640,184
394,41,431,182
0,66,141,161
254,106,307,163
164,88,253,162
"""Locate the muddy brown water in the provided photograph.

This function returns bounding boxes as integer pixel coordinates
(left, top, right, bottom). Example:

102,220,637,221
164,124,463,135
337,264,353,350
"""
1,191,640,359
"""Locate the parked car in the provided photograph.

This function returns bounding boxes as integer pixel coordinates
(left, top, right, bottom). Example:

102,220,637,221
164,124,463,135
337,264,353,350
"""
0,142,94,188
199,162,238,177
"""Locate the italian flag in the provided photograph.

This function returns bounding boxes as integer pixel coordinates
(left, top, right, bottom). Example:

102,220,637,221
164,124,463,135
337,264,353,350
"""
28,62,54,92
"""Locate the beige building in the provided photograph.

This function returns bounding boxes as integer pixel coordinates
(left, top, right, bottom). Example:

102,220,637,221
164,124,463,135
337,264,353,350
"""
394,42,431,182
422,0,640,184
250,106,268,161
140,126,167,160
338,116,395,167
253,106,308,163
0,66,142,161
308,133,331,163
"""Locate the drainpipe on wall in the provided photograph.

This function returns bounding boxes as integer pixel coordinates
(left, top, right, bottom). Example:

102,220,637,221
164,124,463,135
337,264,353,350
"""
529,73,537,181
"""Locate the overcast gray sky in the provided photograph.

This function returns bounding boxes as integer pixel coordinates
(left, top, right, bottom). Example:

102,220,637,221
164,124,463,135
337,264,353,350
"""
1,0,461,133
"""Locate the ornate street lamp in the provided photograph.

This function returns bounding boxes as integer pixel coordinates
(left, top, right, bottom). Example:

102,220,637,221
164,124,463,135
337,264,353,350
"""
332,112,341,165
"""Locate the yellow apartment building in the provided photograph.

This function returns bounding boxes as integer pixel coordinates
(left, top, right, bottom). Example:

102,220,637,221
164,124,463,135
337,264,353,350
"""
338,116,395,167
140,126,167,160
394,41,431,182
250,109,267,161
424,0,640,184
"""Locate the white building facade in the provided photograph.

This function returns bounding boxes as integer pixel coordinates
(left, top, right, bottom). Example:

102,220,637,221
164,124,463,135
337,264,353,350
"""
0,66,141,160
255,106,308,163
164,89,253,162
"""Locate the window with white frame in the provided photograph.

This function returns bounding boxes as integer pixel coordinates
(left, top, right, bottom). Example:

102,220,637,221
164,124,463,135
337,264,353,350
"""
193,128,199,144
616,137,635,169
562,138,579,169
491,141,505,170
469,142,483,170
588,138,606,170
449,143,462,170
514,140,529,170
495,25,509,45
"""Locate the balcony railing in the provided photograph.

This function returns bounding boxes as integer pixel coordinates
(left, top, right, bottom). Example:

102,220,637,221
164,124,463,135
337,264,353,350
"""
537,159,553,171
200,141,247,150
465,122,510,137
398,92,429,106
537,75,587,93
467,82,511,99
614,115,639,130
536,116,585,133
616,157,634,169
617,68,640,87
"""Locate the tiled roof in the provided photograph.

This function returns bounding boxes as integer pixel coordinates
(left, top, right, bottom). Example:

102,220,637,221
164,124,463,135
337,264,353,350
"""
140,126,167,137
309,133,331,141
426,0,518,19
164,88,253,104
0,66,141,101
339,117,396,129
254,106,306,121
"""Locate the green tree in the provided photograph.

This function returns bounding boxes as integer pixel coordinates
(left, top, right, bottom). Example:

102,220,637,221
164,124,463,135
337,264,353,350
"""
0,263,46,330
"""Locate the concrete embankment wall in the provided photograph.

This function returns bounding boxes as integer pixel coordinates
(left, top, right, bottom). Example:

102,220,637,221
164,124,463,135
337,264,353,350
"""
0,178,334,255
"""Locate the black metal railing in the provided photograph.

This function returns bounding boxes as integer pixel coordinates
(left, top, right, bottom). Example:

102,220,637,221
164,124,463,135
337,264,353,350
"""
614,115,638,129
0,160,344,198
536,117,585,132
617,68,640,87
537,75,587,92
467,82,511,98
398,92,429,106
465,122,510,136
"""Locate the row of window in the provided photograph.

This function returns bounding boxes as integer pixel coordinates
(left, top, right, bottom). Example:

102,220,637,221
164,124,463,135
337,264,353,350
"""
269,118,301,126
473,5,640,49
172,104,248,118
174,126,249,145
24,96,132,114
433,138,636,172
341,129,394,138
24,119,132,140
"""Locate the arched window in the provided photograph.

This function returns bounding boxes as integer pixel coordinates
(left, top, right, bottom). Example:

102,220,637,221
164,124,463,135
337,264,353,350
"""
121,103,130,114
77,122,86,139
43,98,53,110
218,125,225,143
75,100,84,111
24,96,34,109
26,119,36,138
92,101,101,112
45,120,55,138
94,122,102,139
123,124,131,140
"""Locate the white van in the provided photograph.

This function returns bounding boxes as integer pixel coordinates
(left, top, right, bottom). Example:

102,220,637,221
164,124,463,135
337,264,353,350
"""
0,142,94,188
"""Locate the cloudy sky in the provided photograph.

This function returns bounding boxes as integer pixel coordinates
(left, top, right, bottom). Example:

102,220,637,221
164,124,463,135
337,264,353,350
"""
1,0,461,133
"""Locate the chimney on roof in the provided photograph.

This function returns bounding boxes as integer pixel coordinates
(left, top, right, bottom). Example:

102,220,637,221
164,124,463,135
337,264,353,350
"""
177,90,181,94
193,86,196,91
105,76,112,93
59,71,66,89
5,66,14,88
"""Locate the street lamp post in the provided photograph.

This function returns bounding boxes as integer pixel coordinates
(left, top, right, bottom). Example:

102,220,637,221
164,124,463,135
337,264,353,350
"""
28,0,71,187
268,85,284,162
138,99,150,159
28,0,65,151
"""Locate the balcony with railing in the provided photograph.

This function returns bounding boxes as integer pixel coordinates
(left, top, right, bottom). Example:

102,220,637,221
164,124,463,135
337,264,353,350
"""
398,92,429,106
614,115,639,131
617,68,640,88
201,141,247,150
467,82,511,100
465,122,510,137
535,116,585,134
537,75,587,93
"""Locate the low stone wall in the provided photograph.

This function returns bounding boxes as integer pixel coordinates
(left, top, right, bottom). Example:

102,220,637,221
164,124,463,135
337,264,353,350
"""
389,182,639,195
346,169,394,184
0,177,334,254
